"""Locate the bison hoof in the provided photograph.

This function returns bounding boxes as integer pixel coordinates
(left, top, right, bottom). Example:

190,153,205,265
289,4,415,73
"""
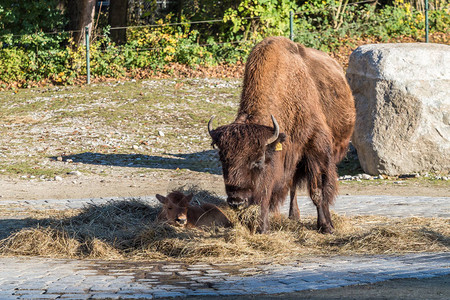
256,227,268,234
318,225,334,234
255,222,269,234
289,211,300,221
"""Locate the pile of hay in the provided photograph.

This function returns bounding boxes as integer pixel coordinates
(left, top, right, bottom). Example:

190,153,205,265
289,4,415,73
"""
0,187,448,263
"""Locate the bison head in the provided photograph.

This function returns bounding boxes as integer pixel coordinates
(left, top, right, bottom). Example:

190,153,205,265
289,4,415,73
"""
156,192,193,227
208,115,286,209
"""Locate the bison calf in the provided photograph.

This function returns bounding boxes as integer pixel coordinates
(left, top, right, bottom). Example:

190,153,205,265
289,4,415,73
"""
156,191,232,229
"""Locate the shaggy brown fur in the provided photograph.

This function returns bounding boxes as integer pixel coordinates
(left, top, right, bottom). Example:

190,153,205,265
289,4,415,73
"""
209,36,355,234
156,191,233,229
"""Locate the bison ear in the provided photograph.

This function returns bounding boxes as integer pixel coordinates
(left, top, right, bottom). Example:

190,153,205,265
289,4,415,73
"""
278,133,286,143
156,194,167,204
209,131,219,149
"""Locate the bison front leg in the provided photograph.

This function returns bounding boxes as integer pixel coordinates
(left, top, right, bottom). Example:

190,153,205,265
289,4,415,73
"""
257,202,270,234
289,173,302,220
256,195,271,234
289,187,300,220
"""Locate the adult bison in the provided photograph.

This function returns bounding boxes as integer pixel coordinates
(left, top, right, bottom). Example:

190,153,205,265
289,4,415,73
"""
208,36,355,234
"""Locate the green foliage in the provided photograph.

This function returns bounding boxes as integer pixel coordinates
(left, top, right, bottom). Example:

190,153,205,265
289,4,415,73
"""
0,0,66,34
0,48,27,82
368,1,426,39
293,0,449,51
429,6,450,32
0,1,72,85
0,0,449,87
0,0,67,48
223,0,299,40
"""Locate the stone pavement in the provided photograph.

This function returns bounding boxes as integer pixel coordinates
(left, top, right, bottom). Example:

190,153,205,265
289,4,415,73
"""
0,195,449,299
0,253,449,299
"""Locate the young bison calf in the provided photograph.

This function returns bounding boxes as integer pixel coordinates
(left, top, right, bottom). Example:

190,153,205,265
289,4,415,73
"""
156,191,232,229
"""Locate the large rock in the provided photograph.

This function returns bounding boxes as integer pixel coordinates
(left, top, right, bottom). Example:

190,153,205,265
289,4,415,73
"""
346,43,450,175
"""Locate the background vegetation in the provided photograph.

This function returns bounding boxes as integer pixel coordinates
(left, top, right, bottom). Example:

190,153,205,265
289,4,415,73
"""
0,0,448,88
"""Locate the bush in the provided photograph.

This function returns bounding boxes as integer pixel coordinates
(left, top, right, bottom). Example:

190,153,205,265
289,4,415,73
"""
0,0,448,87
223,0,300,40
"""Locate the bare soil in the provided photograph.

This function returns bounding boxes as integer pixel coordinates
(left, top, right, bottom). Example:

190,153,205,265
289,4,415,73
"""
1,170,449,202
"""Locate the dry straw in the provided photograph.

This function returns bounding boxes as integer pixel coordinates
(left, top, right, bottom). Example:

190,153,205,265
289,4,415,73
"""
0,186,448,263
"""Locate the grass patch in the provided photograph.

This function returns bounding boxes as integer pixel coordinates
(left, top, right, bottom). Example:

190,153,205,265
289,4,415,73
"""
0,161,72,178
1,187,448,263
0,79,241,177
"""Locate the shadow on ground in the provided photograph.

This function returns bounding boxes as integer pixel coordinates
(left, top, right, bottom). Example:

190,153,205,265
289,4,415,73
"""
50,150,222,175
49,146,362,177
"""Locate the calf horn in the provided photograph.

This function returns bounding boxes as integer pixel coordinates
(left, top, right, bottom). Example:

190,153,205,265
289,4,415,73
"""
266,115,280,145
208,116,215,137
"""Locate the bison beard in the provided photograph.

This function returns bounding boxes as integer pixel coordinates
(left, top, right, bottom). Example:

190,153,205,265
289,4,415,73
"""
208,37,355,234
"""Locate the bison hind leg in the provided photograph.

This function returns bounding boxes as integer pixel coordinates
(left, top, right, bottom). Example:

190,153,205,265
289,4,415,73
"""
309,189,333,234
308,163,337,234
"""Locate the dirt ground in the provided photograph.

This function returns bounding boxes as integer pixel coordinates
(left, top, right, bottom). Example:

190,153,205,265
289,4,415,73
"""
1,170,449,201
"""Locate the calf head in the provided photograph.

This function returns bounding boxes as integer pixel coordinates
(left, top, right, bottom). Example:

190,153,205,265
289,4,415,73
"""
156,191,193,226
208,115,286,209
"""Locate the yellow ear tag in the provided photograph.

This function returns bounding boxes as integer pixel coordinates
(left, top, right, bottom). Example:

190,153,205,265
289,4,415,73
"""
275,142,283,151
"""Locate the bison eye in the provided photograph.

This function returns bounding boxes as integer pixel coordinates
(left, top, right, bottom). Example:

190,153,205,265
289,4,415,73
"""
251,158,265,170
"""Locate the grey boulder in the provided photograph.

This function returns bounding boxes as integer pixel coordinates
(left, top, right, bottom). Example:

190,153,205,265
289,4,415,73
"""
346,43,449,175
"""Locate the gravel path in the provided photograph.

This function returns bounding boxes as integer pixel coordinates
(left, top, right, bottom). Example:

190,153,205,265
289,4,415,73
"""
1,195,448,218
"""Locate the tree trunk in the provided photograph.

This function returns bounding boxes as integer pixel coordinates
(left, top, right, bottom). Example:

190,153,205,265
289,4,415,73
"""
108,0,129,44
66,0,96,45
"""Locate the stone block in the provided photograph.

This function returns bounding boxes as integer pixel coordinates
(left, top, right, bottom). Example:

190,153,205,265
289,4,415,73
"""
346,43,450,175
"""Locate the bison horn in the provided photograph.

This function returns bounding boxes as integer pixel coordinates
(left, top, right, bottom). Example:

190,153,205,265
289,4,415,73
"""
266,115,280,145
208,116,215,137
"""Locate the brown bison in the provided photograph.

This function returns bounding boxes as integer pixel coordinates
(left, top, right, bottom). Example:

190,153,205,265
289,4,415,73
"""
156,191,233,228
208,36,355,233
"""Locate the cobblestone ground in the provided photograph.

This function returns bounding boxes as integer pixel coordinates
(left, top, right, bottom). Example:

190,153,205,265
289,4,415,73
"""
1,253,449,300
0,195,449,299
